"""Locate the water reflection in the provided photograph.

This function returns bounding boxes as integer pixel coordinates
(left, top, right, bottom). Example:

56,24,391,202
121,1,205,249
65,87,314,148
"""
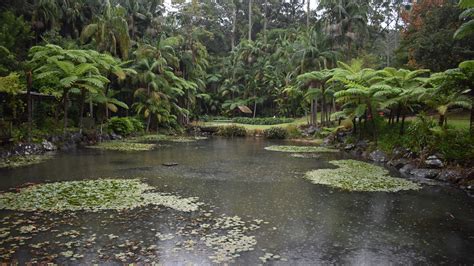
1,137,473,264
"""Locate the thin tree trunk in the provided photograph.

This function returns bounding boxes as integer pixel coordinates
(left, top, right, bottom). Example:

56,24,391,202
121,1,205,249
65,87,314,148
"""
146,115,151,133
231,2,237,50
438,114,445,127
63,89,69,136
314,97,318,126
26,71,33,142
79,89,86,133
248,0,252,41
310,101,314,125
306,0,310,28
263,0,268,43
400,114,406,135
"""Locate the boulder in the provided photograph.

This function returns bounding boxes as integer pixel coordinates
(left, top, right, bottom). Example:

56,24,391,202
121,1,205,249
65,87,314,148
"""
369,150,388,163
110,132,123,140
437,169,463,183
41,140,57,151
355,140,369,149
410,168,440,179
344,144,355,151
388,158,410,169
424,155,444,168
399,163,416,177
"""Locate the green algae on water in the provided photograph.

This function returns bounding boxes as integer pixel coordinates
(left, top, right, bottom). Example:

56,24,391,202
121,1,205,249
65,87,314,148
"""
0,179,203,212
265,145,338,153
87,141,156,151
305,159,421,192
0,154,54,169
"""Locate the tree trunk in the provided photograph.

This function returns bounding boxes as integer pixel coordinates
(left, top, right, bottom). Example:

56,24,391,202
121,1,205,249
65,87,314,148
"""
248,0,252,41
231,2,237,50
26,71,33,142
146,115,151,133
306,0,310,28
438,114,445,127
314,97,318,126
263,0,268,43
310,101,314,125
400,114,406,135
63,89,69,135
79,89,86,133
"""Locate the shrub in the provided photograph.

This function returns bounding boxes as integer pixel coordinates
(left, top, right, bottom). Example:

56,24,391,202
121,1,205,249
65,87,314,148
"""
263,127,288,139
217,125,247,137
107,117,134,136
232,117,294,125
286,125,301,138
128,117,145,133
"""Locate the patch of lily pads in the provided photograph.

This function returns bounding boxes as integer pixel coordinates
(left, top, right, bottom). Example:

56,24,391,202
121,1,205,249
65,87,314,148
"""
265,145,338,153
305,159,421,192
132,134,207,143
0,154,54,169
0,179,203,212
87,141,156,151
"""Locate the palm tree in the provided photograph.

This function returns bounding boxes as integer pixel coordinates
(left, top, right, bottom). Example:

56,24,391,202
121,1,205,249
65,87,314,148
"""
81,0,131,59
454,0,474,40
420,69,472,127
30,45,110,134
330,60,397,140
377,67,430,134
297,69,334,126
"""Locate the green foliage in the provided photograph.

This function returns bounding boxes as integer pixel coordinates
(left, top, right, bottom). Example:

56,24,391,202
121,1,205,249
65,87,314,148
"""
0,11,32,59
286,124,302,138
263,127,288,139
0,73,24,95
232,117,294,125
107,117,143,136
217,125,247,137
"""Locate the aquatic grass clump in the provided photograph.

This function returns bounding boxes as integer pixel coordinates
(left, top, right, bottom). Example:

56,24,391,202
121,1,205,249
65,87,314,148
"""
0,179,202,212
0,154,54,169
265,145,338,153
305,160,421,192
87,141,156,151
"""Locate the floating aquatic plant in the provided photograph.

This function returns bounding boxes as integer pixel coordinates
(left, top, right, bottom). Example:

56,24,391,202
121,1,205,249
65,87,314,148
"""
265,145,338,153
0,154,54,169
87,141,156,151
132,134,207,143
305,160,421,192
0,179,203,212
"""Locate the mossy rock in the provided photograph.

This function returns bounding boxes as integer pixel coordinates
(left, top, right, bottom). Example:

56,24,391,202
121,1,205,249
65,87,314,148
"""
0,154,54,169
305,159,421,192
264,145,338,153
0,179,202,212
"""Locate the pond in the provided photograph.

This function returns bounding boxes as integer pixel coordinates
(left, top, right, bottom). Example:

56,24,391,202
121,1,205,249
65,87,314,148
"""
1,137,474,264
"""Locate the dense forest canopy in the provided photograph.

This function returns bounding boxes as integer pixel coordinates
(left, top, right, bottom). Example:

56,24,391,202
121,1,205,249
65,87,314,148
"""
0,0,473,135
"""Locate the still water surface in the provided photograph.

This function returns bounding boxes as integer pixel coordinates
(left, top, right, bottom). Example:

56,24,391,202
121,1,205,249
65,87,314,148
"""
1,137,474,264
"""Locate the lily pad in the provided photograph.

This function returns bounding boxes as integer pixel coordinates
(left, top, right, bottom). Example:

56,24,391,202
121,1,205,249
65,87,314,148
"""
305,160,421,192
87,141,156,151
132,134,207,143
265,145,338,153
0,154,54,169
0,179,203,212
